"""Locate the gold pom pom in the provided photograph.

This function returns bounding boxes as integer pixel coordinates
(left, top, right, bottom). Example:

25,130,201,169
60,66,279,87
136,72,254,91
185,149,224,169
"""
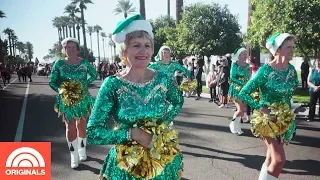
251,102,295,139
178,79,197,92
116,120,180,179
60,81,83,107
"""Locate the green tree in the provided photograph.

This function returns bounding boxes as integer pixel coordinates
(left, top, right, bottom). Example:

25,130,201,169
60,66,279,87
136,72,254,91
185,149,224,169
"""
52,17,63,42
167,3,242,58
247,0,320,57
114,0,136,19
149,15,175,58
100,32,107,61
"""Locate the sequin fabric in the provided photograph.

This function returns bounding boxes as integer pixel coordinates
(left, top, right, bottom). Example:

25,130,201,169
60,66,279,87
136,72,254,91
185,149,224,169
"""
228,62,251,100
49,59,97,122
239,63,299,143
86,70,184,179
149,61,191,79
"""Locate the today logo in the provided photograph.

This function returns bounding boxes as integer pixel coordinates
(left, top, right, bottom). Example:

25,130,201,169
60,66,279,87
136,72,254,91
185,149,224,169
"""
0,142,51,180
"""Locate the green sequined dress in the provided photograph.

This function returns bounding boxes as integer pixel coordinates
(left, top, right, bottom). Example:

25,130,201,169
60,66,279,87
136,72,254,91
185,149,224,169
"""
49,59,97,122
86,70,184,180
149,61,191,79
238,63,299,143
228,62,251,100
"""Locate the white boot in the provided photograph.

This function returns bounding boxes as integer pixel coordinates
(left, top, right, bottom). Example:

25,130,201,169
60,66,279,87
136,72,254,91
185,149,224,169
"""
259,166,278,180
78,137,87,161
258,164,268,180
67,139,79,169
229,115,238,134
235,117,244,135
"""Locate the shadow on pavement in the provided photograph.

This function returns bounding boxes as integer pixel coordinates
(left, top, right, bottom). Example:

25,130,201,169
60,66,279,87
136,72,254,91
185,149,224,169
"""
175,120,320,149
180,143,320,176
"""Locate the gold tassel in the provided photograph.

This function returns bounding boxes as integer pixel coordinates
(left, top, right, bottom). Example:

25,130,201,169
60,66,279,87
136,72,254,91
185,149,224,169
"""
60,81,83,107
251,102,295,138
116,120,180,179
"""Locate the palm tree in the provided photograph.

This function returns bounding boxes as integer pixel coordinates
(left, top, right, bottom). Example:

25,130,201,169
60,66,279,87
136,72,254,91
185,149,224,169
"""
114,0,136,19
72,0,93,58
52,17,63,42
25,42,33,62
86,26,94,52
61,16,71,38
93,25,102,64
167,0,170,16
176,0,183,24
16,41,26,56
100,32,107,61
3,28,14,56
0,10,6,18
139,0,146,19
11,33,18,57
108,33,116,63
64,4,80,38
75,16,83,44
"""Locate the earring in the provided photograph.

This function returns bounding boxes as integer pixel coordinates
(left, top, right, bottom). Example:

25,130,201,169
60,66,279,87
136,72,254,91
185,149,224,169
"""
122,57,127,61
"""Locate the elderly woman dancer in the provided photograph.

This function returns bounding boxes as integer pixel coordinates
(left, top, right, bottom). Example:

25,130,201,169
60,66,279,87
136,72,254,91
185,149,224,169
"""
86,14,184,180
149,45,191,82
228,48,251,135
49,38,97,169
239,33,298,180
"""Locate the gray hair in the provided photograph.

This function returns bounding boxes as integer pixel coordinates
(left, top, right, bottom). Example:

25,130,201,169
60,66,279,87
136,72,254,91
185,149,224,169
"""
119,31,154,59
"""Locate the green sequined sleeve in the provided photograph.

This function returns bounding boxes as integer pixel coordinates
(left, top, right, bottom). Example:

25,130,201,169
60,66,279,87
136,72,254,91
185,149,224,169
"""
174,62,191,78
230,63,244,86
86,77,128,145
148,62,159,70
160,75,184,122
49,60,62,92
84,60,97,83
239,66,267,110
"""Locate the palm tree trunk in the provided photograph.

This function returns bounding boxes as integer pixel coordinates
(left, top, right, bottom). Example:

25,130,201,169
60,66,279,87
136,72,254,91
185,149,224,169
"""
124,12,127,19
62,27,66,39
57,28,60,42
80,3,88,59
69,27,72,38
167,0,170,16
102,38,105,61
65,26,69,37
77,25,81,44
89,34,93,52
110,43,113,63
97,32,101,64
73,25,76,38
176,0,183,24
113,45,116,63
140,0,146,19
8,35,12,56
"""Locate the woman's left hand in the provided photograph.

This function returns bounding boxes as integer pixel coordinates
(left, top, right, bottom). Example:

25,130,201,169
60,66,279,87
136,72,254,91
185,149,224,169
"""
131,127,153,149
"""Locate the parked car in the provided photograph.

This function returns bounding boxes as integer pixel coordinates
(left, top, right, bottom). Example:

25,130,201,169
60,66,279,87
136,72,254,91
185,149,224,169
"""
37,65,46,76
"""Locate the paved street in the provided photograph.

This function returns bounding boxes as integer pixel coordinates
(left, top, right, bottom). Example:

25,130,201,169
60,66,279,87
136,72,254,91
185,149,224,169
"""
1,74,319,180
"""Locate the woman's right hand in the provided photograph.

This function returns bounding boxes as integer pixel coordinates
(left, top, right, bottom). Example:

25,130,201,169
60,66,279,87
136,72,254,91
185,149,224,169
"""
131,127,153,149
260,107,270,115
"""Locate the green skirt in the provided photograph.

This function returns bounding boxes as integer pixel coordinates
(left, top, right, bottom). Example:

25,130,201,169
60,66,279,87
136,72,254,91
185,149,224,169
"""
228,84,242,100
54,93,95,122
100,147,183,180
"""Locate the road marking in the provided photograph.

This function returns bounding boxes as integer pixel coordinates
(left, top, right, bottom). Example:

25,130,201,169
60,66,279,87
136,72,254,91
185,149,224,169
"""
14,82,30,142
2,78,17,90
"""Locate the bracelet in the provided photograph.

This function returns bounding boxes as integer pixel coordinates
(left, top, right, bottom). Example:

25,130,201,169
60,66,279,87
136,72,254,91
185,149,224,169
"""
127,128,132,141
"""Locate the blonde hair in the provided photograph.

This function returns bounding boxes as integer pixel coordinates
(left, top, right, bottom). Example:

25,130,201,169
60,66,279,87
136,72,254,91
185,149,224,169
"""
119,31,154,63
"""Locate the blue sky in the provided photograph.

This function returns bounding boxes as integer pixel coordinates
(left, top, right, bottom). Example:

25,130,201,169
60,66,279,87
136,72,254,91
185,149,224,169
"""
0,0,248,62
